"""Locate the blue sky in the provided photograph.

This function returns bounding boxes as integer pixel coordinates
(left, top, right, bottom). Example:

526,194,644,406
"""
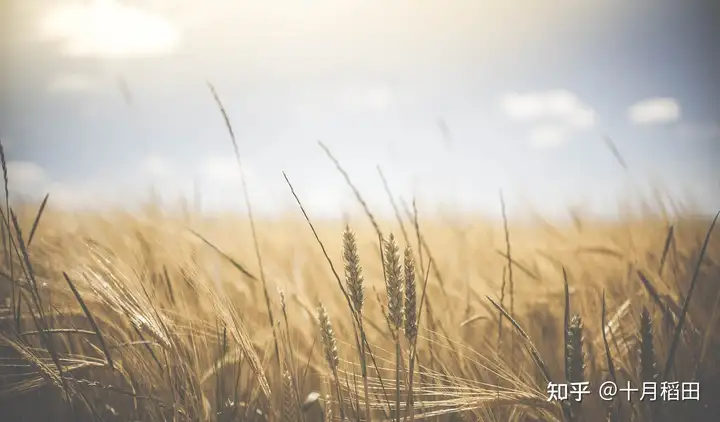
1,0,718,219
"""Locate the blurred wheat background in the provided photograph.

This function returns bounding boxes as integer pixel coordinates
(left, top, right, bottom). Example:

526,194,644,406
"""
2,0,720,421
2,131,719,421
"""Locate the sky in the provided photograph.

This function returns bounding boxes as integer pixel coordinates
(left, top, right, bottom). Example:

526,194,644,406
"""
1,0,719,219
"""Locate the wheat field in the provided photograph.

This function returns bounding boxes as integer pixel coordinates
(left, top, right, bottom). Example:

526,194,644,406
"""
1,139,719,421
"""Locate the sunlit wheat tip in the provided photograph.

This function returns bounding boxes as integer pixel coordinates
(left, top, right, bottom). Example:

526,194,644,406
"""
566,313,585,421
342,226,364,315
639,307,658,384
325,393,333,422
323,376,333,422
302,391,321,412
282,369,299,422
279,288,287,314
383,233,404,331
566,314,585,383
404,244,417,342
318,303,339,371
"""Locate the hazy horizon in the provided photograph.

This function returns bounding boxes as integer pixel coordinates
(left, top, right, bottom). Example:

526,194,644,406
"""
2,0,719,220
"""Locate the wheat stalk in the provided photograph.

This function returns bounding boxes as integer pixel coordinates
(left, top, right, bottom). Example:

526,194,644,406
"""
403,245,419,422
639,307,659,420
342,226,372,421
318,303,345,420
565,314,585,422
383,233,405,422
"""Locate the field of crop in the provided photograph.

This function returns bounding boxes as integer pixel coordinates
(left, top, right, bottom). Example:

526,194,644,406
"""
1,138,719,421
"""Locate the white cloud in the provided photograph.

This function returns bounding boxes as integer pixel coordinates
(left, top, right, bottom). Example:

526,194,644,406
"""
140,156,173,179
7,161,46,189
297,188,347,218
47,73,100,94
338,85,394,111
499,90,596,129
45,181,96,209
499,90,596,148
627,98,680,124
198,157,241,182
37,0,180,58
197,156,261,186
44,177,194,210
529,125,569,149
